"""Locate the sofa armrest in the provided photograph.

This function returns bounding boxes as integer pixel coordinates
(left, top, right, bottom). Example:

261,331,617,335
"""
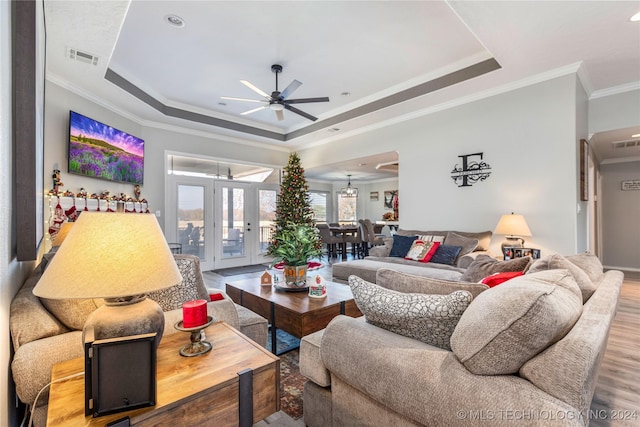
320,316,581,426
11,331,84,407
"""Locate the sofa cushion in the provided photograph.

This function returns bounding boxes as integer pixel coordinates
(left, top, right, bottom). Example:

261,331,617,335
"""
404,240,439,262
148,254,210,311
528,254,597,302
444,232,479,259
450,269,583,375
389,235,418,257
565,252,604,283
460,255,532,283
348,275,472,350
430,245,462,265
376,268,488,298
40,298,102,330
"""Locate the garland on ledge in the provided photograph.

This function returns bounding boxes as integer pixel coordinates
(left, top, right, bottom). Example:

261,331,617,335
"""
47,169,150,239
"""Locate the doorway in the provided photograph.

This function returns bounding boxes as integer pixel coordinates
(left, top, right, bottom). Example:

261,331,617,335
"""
165,154,279,271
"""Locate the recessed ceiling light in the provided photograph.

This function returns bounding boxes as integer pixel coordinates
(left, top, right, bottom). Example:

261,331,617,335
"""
341,92,351,97
328,127,340,132
632,133,640,138
218,102,227,106
165,14,185,28
631,12,640,22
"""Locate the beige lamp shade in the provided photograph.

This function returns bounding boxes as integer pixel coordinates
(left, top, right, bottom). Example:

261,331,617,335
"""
51,221,74,246
33,212,182,299
494,213,532,237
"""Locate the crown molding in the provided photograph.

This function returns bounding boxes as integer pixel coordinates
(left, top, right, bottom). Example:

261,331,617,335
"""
590,81,640,100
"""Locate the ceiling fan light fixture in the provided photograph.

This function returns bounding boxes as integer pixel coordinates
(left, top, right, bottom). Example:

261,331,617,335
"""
270,103,285,111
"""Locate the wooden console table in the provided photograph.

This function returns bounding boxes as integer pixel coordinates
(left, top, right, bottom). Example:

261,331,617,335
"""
46,322,279,426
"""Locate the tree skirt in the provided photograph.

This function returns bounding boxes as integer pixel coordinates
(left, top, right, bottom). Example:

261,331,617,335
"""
272,261,323,271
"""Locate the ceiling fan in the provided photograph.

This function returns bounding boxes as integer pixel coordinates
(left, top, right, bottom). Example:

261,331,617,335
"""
221,64,329,122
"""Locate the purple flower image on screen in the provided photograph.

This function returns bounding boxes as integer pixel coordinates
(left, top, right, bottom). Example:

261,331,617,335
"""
68,111,144,185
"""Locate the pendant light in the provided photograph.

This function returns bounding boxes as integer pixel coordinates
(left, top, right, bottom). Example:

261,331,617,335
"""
340,174,358,198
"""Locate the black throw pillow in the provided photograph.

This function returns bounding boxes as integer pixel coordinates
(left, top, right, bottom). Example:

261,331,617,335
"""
430,245,462,265
389,235,418,258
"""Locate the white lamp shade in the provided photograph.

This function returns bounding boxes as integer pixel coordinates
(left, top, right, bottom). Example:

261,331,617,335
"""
494,213,532,237
33,212,182,299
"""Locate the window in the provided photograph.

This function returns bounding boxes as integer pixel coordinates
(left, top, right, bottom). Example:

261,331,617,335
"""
309,191,328,222
338,193,357,222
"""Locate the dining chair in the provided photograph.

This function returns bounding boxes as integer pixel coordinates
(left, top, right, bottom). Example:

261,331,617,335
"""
316,223,343,259
344,223,364,259
364,219,385,248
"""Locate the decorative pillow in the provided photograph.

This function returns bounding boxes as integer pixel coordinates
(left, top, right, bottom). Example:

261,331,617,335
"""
389,235,418,258
404,240,440,262
147,255,209,311
416,234,445,243
450,269,583,375
444,232,479,259
348,275,473,350
430,245,462,265
460,255,532,283
376,268,488,298
564,252,604,283
480,271,524,287
528,254,596,303
40,298,101,330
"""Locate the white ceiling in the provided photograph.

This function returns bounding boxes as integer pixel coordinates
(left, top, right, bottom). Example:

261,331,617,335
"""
44,0,640,180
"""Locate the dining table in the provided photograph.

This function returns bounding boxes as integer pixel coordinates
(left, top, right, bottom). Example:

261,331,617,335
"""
329,225,358,261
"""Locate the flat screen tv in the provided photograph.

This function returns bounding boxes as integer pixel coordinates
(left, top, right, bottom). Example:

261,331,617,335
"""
68,111,144,185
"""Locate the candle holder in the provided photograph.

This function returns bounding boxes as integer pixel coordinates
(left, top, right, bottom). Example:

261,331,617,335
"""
174,316,215,357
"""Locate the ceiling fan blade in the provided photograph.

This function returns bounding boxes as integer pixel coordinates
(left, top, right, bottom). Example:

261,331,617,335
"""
240,80,271,99
275,109,285,121
220,96,265,103
284,104,318,121
279,79,302,99
285,97,330,104
241,106,267,116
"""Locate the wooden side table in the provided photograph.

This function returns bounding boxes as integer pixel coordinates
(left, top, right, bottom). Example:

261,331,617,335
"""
47,322,279,426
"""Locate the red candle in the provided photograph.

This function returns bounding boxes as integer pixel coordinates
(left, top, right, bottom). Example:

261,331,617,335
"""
182,299,208,328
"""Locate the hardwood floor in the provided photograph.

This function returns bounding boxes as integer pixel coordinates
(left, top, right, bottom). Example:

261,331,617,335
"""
203,261,640,426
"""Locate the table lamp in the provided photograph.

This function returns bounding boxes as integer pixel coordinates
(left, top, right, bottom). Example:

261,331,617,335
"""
494,212,532,251
33,212,182,348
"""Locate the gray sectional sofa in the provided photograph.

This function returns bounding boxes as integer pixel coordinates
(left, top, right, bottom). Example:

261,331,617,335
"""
301,252,622,426
9,254,267,427
332,228,494,283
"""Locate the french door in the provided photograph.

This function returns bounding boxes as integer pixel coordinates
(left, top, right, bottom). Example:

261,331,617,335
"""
166,175,277,271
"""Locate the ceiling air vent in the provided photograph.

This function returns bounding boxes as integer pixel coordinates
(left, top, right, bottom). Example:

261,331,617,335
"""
66,47,99,66
612,140,639,149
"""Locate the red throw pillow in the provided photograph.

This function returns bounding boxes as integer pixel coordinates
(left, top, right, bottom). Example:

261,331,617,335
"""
420,241,441,263
481,271,524,288
209,293,224,301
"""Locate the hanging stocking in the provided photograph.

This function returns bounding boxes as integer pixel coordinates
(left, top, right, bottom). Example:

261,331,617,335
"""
48,197,67,238
106,199,115,212
65,197,79,222
96,199,101,212
83,197,89,211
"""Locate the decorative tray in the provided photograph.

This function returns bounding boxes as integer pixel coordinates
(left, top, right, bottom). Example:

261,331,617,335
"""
274,284,310,292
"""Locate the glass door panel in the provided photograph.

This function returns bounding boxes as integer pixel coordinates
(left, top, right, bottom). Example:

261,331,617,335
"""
178,185,205,259
221,186,246,259
258,189,277,256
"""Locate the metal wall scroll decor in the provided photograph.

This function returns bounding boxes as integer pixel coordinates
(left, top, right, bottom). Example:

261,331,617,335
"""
450,152,492,187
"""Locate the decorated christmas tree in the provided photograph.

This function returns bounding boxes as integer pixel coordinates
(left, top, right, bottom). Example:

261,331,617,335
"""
267,152,322,266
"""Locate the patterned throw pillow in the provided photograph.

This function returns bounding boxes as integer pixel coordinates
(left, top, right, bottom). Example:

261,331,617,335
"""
416,234,445,243
404,240,440,262
348,275,473,350
389,234,418,257
147,255,210,312
430,245,462,265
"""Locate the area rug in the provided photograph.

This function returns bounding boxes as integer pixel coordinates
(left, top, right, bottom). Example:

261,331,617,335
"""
267,329,304,420
211,264,269,276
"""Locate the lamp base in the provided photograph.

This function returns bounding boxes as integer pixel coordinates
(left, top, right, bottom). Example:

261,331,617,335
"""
82,296,164,348
501,236,525,252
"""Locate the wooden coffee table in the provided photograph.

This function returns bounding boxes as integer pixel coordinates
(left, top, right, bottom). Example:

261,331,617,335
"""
46,322,279,426
226,278,362,355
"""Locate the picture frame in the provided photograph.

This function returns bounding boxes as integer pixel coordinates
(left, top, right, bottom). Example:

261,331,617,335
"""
370,191,379,201
503,247,540,260
384,190,397,208
580,139,589,202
